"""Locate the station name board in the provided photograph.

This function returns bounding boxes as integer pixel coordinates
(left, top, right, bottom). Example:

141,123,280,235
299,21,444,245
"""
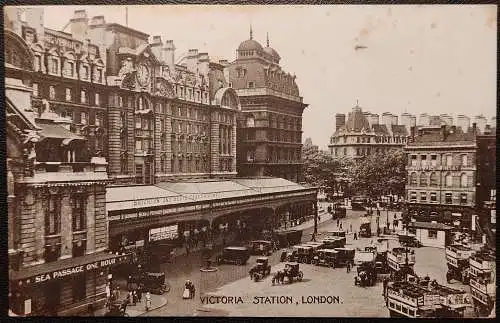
132,196,187,208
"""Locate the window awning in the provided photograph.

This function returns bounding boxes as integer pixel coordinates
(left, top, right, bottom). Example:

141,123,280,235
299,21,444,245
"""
36,122,85,142
10,252,131,287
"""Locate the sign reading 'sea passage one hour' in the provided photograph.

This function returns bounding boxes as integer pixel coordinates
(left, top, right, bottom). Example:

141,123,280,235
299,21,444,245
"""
149,224,179,242
33,258,119,284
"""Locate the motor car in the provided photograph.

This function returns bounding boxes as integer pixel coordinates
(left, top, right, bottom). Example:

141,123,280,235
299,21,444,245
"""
311,249,339,267
272,262,303,284
334,247,356,267
249,240,273,256
249,257,272,281
294,245,314,264
216,246,250,265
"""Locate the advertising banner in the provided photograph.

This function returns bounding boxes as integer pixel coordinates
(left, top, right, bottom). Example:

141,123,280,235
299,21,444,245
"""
149,224,179,242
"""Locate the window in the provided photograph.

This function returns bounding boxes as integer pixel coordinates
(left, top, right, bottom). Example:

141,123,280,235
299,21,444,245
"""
420,192,427,202
460,173,468,187
96,69,103,83
135,139,141,151
430,192,437,202
445,173,453,187
135,164,143,184
461,154,467,166
460,193,467,205
34,55,41,72
46,195,61,235
357,137,360,143
445,193,452,204
80,90,87,103
120,154,128,174
419,173,428,186
95,93,100,106
410,172,418,185
409,191,417,202
81,112,88,125
411,155,417,166
72,272,86,301
430,172,438,186
344,148,347,155
49,86,56,100
428,230,438,239
119,96,124,107
446,155,453,166
135,117,142,129
248,81,255,88
67,61,74,77
32,83,39,97
421,155,427,166
72,195,86,231
95,113,103,127
65,88,72,101
82,65,89,80
44,245,61,263
51,58,59,74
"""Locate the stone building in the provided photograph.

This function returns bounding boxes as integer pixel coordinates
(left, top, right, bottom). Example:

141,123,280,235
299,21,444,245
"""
404,122,496,232
328,104,410,158
228,30,308,182
4,24,128,316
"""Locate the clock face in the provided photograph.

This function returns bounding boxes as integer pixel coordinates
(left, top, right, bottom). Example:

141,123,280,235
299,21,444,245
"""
137,64,150,87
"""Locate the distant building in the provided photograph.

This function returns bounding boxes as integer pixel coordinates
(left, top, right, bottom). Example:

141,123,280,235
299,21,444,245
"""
303,137,319,152
404,122,496,233
328,104,410,158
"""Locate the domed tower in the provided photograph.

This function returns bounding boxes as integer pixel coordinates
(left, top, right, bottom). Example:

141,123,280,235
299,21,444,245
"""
229,27,308,182
263,33,281,64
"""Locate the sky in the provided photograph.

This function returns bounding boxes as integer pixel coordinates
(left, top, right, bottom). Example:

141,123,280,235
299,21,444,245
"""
37,4,497,149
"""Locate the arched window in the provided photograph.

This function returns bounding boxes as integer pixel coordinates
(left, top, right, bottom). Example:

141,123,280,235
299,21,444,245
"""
410,172,418,185
445,173,453,187
429,172,438,186
461,154,468,167
420,172,428,186
460,173,468,187
446,155,453,167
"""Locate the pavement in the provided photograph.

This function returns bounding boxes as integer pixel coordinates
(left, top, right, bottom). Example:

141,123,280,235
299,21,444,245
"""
93,288,168,316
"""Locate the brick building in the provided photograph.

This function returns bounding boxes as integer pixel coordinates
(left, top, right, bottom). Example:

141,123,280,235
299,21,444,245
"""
328,104,411,159
228,31,308,182
4,24,128,316
404,121,496,233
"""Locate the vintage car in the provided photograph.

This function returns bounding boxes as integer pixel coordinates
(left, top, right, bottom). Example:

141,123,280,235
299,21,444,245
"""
249,257,272,281
141,272,170,295
311,249,339,267
294,245,314,264
398,234,422,248
321,237,346,249
275,229,303,248
334,247,356,267
328,230,347,238
249,240,273,256
216,246,250,265
272,262,304,284
303,242,325,254
354,261,377,287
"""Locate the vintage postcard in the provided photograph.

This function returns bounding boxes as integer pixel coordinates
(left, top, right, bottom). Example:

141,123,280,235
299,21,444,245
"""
5,3,496,318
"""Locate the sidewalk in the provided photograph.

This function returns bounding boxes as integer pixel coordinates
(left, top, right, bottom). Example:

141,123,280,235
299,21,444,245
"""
93,288,168,317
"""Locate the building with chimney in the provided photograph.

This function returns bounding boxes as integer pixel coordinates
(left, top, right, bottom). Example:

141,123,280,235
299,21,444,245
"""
6,9,319,316
404,122,496,239
328,104,410,158
4,22,129,316
228,30,308,182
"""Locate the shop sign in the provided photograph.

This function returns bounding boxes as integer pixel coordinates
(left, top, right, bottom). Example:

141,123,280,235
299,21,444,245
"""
32,257,122,284
149,224,179,242
136,240,145,247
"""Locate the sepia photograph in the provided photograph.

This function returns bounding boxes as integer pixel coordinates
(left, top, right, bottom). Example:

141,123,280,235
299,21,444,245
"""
4,3,496,318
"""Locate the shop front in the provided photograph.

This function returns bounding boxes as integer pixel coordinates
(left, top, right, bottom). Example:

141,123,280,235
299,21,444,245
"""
9,252,131,316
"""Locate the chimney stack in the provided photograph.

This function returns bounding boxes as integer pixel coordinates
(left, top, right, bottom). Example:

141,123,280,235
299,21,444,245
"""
440,125,447,141
162,40,176,69
70,10,89,42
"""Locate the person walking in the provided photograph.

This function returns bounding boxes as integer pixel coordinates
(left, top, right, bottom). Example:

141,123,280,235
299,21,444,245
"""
145,292,152,311
354,232,358,240
339,222,343,230
349,223,352,233
346,261,351,273
337,219,340,227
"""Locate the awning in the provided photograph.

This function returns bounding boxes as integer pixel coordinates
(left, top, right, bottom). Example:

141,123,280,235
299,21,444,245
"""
106,185,193,211
10,252,131,287
156,180,257,201
36,122,84,142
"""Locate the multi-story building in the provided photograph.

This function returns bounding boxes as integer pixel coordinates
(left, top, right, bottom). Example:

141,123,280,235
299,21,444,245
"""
404,122,495,231
228,31,308,182
328,104,410,158
6,10,319,315
5,24,129,316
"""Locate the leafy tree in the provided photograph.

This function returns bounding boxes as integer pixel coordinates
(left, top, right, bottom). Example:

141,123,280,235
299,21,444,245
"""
302,144,350,195
347,150,407,199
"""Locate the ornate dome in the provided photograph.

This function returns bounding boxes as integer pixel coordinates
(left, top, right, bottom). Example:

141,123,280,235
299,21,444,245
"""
264,46,281,60
237,39,263,52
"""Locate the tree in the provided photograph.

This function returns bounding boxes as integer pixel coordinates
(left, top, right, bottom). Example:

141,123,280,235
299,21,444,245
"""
302,144,349,196
347,150,407,199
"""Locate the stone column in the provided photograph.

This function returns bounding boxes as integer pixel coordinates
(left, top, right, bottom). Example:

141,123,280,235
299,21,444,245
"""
60,192,72,259
86,190,96,253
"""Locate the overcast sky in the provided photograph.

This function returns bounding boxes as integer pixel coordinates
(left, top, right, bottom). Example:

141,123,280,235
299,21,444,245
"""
39,5,497,149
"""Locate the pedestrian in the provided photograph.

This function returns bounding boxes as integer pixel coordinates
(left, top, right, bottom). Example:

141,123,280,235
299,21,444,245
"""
383,278,388,296
186,244,190,256
339,222,343,230
137,284,143,303
105,282,111,308
337,219,339,227
169,249,175,263
354,232,357,240
127,275,132,290
145,292,151,311
349,223,352,233
346,261,351,273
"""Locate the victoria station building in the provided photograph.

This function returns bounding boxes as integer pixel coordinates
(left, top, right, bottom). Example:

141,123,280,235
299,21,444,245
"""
5,8,317,315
